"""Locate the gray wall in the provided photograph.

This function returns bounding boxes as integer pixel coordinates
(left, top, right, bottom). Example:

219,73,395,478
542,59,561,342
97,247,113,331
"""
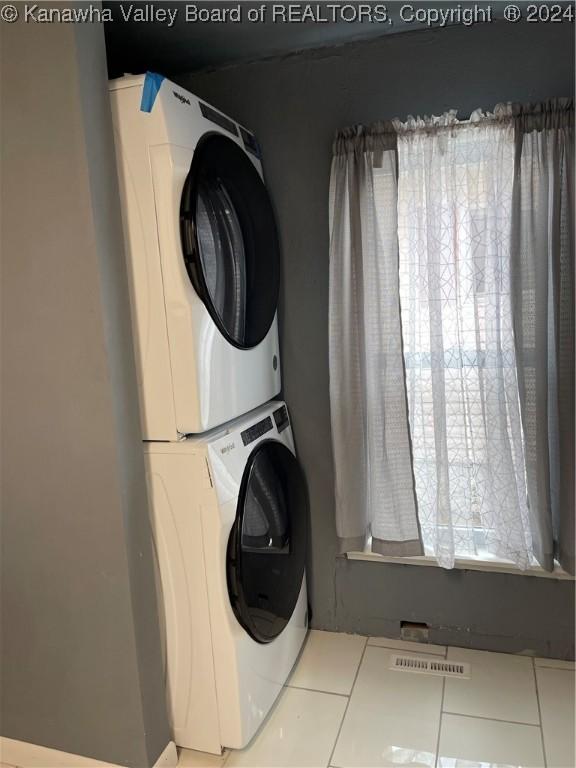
181,20,575,659
1,15,170,766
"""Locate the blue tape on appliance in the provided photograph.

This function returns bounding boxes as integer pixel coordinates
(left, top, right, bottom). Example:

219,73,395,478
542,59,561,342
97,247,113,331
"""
140,72,165,113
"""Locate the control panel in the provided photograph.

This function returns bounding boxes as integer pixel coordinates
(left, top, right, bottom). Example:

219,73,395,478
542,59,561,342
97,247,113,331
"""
239,126,261,158
241,416,273,446
200,101,239,137
273,405,289,433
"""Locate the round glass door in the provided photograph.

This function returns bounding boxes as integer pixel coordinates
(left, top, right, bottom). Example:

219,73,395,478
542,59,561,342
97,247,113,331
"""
180,134,280,349
227,441,308,643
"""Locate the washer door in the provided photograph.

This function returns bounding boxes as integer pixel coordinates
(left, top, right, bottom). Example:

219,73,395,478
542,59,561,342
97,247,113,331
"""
180,134,280,349
227,441,308,644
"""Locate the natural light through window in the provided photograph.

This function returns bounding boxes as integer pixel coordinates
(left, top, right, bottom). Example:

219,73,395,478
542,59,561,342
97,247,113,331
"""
374,124,534,569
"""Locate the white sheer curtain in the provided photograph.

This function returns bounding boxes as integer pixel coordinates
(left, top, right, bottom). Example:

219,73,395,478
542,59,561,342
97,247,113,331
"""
394,111,533,569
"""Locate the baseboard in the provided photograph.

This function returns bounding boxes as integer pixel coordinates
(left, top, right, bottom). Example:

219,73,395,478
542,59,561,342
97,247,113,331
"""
0,736,178,768
152,741,178,767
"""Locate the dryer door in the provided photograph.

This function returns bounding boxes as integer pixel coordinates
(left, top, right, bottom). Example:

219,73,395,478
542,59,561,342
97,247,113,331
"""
180,134,280,350
227,440,307,643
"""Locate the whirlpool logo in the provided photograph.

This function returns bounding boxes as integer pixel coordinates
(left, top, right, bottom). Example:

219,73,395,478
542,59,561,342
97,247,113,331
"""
172,90,191,106
220,442,235,455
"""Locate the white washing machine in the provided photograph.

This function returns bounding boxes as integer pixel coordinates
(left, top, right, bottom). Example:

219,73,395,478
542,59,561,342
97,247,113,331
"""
145,401,308,753
109,73,281,439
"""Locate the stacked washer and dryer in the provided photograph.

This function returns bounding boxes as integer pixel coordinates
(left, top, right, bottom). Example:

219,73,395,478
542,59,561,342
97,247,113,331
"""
109,73,308,755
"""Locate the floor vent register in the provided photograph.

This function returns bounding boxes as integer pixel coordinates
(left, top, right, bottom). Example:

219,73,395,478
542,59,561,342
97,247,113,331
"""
390,654,471,679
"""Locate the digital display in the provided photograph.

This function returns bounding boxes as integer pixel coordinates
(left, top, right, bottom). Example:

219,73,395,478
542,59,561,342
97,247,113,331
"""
273,405,289,433
241,416,273,446
199,102,239,137
239,126,261,158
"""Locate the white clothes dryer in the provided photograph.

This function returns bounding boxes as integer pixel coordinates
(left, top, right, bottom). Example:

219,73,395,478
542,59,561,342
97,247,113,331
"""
110,73,281,439
145,401,308,753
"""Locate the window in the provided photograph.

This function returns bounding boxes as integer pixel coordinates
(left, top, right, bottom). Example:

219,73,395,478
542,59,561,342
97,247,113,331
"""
329,103,574,575
375,122,532,569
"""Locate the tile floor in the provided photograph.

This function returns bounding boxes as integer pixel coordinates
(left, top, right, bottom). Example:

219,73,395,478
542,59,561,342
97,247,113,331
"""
179,631,576,768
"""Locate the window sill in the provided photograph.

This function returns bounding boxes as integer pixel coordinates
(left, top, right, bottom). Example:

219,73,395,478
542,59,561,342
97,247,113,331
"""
346,549,574,580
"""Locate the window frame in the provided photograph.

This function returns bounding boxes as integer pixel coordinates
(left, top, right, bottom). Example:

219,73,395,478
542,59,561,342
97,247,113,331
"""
346,540,573,579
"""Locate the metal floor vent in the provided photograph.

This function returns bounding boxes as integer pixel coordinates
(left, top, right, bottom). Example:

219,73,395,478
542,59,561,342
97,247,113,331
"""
390,654,471,679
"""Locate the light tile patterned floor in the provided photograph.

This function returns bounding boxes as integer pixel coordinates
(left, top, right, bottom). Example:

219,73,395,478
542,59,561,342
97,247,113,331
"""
179,630,575,768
